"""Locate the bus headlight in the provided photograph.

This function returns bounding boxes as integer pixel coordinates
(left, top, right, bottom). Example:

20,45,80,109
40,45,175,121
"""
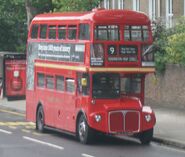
145,114,151,122
95,114,102,122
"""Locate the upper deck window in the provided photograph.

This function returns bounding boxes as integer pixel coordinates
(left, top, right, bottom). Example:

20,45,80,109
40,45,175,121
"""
48,25,56,39
39,24,47,39
58,25,66,40
124,25,149,41
79,24,90,40
68,25,77,40
94,25,119,41
31,24,39,39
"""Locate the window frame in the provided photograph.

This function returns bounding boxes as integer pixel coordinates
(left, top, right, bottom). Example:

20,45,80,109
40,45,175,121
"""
39,24,48,39
94,25,120,41
56,75,65,92
67,25,77,40
30,24,39,39
45,75,55,90
48,25,57,40
66,78,75,94
37,73,45,88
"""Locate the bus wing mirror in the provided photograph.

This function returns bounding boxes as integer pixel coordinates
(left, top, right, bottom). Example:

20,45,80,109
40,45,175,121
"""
81,78,87,87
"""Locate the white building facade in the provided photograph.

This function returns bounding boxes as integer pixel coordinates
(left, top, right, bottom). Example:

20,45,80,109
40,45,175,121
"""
101,0,185,27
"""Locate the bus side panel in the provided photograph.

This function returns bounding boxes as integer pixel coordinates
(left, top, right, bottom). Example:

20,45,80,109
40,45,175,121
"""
26,90,37,122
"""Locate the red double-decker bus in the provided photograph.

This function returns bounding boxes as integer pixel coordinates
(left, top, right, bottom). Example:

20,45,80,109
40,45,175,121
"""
26,9,156,144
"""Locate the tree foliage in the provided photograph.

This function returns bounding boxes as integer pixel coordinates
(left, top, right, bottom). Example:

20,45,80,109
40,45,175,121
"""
0,0,26,52
0,0,53,52
153,17,185,73
52,0,102,12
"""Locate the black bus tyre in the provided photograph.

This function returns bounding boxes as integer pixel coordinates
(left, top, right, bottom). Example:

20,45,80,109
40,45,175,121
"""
36,106,45,132
139,128,153,145
77,114,94,144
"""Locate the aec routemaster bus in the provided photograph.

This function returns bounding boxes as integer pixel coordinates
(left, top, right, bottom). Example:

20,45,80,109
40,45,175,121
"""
26,8,156,144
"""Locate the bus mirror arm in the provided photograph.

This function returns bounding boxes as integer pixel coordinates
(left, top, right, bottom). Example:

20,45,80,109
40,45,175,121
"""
142,45,154,56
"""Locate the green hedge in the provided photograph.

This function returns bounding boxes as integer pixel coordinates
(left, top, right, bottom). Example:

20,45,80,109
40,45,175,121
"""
153,17,185,73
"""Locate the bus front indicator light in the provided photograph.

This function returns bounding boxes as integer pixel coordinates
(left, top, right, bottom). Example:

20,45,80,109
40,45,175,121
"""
95,114,102,122
91,99,96,105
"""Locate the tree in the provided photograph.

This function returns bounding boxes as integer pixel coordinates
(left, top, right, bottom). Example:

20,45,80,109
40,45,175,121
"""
0,0,53,52
52,0,103,12
0,0,27,51
25,0,53,29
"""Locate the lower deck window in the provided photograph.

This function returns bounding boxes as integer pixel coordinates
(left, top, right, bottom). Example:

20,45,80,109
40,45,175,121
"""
46,75,54,89
66,78,75,93
56,76,64,91
37,73,45,88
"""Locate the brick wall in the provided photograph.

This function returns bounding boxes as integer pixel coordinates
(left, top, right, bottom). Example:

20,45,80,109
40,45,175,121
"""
145,64,185,109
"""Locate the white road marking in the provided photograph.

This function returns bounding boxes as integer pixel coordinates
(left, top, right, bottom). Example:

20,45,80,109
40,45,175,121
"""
82,153,95,157
0,129,12,134
23,136,64,150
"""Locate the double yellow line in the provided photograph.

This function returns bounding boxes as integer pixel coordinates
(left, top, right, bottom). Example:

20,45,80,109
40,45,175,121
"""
0,109,25,117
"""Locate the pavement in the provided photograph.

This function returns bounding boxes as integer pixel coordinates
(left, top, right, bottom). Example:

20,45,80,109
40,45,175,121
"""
0,98,185,149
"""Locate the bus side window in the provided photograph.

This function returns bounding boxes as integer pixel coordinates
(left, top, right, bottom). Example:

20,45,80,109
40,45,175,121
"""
39,24,47,39
37,73,45,88
77,73,89,95
48,25,56,39
68,25,77,40
58,25,66,40
66,78,75,93
79,24,90,40
31,24,39,39
46,75,54,90
56,76,64,91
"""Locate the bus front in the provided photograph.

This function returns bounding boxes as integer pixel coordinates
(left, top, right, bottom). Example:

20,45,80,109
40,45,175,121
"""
79,10,156,145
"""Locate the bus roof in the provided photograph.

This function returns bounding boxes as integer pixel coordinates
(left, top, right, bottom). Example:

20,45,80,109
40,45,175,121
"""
32,9,150,24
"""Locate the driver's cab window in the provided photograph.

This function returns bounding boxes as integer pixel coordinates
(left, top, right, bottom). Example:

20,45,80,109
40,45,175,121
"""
121,75,142,95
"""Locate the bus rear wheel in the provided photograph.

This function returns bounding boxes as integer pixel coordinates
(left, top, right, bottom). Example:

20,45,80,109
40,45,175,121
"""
36,106,45,132
77,114,94,144
139,128,153,145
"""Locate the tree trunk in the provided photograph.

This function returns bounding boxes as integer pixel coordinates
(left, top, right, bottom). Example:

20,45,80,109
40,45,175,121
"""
25,0,36,30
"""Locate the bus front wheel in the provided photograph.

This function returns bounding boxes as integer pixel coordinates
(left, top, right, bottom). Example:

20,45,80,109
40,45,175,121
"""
139,128,153,145
77,114,93,144
36,106,45,132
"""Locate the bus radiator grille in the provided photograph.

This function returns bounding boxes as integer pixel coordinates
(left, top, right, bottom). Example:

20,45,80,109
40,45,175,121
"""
109,111,140,133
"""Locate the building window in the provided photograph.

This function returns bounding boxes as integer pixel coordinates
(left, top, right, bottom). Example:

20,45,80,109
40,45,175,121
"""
166,0,173,28
149,0,156,21
118,0,124,9
103,0,110,9
133,0,140,11
112,0,115,9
